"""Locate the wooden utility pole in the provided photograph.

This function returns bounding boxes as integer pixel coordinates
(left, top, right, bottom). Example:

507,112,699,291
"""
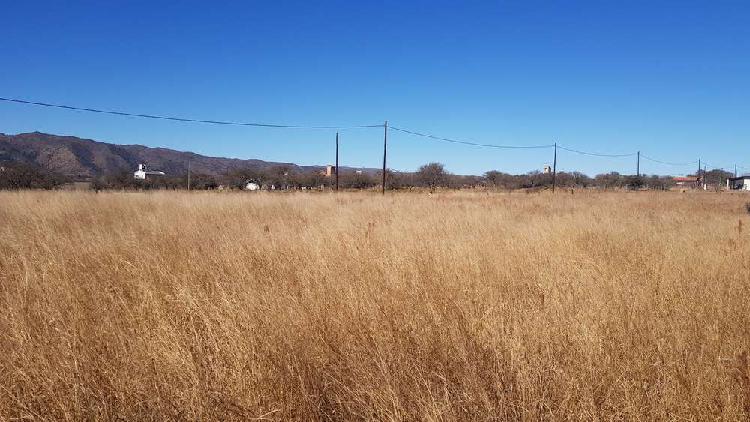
335,132,339,191
636,151,640,177
382,121,388,195
187,160,191,191
552,142,557,193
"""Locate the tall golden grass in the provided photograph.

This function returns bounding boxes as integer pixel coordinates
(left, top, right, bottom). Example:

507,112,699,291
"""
1,190,749,420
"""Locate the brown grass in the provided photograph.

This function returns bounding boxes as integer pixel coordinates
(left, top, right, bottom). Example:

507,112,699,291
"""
1,190,749,420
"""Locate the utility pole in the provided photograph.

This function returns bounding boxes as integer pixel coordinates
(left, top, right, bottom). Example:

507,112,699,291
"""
704,164,707,190
552,142,557,193
335,132,339,191
382,121,388,195
735,164,737,178
636,151,640,177
697,158,701,189
187,160,191,191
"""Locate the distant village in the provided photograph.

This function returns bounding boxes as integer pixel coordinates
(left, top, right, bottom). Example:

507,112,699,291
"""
2,159,749,191
122,162,750,192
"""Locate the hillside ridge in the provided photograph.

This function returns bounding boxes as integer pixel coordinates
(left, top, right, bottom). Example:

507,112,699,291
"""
0,132,371,179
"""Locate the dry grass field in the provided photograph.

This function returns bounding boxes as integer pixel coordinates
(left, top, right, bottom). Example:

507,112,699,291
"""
1,190,749,420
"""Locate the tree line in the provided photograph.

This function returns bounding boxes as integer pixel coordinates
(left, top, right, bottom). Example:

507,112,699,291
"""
87,162,735,192
0,162,70,190
0,161,736,191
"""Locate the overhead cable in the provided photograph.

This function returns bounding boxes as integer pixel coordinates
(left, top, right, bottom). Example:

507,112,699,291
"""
3,96,747,170
389,126,555,149
0,97,383,129
556,145,636,158
640,154,697,167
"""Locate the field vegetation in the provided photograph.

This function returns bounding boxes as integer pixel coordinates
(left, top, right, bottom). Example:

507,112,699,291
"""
1,190,749,420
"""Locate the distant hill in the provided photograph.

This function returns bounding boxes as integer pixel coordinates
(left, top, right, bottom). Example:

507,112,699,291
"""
0,132,372,180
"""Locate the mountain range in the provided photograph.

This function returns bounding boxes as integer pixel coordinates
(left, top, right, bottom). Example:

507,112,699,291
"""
0,132,369,179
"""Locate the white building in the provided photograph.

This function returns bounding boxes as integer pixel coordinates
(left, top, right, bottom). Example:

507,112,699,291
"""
133,164,165,180
727,176,750,191
245,181,260,191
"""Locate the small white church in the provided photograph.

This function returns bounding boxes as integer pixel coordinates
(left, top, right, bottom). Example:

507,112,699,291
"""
133,164,165,180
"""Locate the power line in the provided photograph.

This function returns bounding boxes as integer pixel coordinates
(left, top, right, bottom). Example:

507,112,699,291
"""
390,127,641,158
3,95,748,173
640,154,697,167
390,125,554,149
641,156,748,176
0,97,383,130
556,145,636,158
702,162,735,172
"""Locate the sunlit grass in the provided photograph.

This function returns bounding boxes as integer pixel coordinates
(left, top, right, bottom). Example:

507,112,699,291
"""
1,190,749,420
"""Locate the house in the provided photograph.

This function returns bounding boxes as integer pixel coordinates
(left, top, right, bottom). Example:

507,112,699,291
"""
673,176,700,188
134,164,165,180
245,181,260,191
727,176,750,191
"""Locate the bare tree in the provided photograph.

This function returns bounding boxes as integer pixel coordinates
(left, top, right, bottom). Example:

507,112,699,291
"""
416,162,449,191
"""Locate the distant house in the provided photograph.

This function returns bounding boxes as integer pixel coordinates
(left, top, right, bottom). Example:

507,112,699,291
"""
323,165,336,177
245,181,260,191
673,176,699,188
727,176,750,191
134,164,165,180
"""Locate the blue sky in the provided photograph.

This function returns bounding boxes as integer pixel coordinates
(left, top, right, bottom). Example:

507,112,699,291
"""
1,0,748,175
